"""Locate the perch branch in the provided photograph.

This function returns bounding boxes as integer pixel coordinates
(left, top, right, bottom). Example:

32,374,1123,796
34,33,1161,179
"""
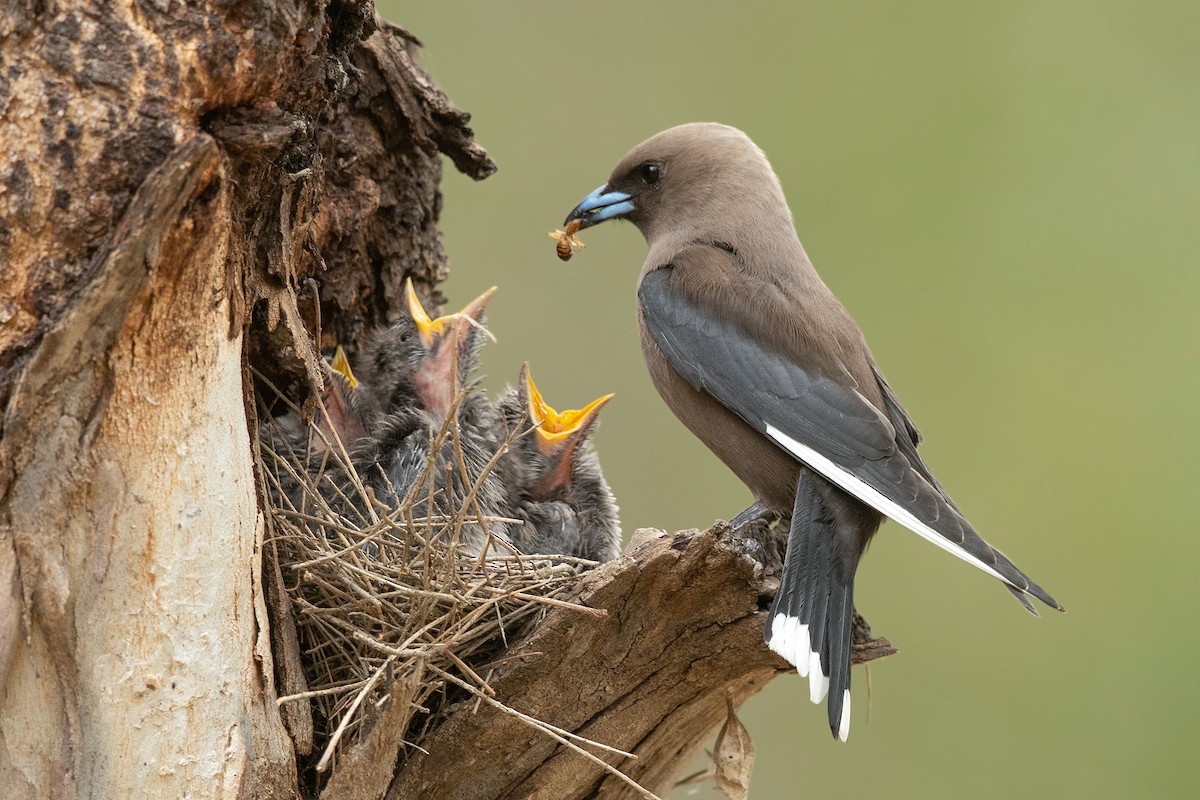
384,521,895,800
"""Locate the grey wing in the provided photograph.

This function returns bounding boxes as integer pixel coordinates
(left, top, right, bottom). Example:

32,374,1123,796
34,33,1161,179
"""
639,265,1059,610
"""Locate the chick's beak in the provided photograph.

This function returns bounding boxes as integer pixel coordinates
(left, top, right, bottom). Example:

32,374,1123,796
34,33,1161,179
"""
522,364,614,454
454,285,498,331
406,281,498,420
405,278,447,350
404,279,497,351
329,345,360,388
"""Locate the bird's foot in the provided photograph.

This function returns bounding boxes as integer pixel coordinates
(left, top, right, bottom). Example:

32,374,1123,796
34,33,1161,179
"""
729,501,779,532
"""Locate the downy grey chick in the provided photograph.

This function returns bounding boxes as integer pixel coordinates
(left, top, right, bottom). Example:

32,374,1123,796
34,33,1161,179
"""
495,363,620,563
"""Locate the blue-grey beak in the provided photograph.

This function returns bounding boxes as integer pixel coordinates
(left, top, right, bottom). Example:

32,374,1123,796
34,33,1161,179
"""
565,185,636,230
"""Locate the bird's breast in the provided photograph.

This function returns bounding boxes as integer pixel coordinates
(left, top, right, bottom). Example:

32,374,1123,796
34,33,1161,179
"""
638,318,800,513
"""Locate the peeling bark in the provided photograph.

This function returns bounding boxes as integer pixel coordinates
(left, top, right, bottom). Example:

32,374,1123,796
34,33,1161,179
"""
0,134,297,798
0,3,489,798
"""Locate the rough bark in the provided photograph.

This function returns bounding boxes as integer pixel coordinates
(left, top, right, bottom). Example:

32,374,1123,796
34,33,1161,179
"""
0,2,489,798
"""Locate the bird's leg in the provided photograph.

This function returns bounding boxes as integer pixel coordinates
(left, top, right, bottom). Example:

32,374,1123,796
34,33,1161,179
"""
729,501,779,532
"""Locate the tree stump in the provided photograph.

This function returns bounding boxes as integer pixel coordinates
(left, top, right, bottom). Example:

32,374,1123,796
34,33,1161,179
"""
0,4,892,798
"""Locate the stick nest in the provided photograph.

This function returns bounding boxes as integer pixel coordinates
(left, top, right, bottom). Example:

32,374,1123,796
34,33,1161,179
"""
257,391,603,779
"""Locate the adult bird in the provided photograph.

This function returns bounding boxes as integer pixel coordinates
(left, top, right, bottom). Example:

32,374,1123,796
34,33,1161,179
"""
563,122,1061,741
495,363,621,563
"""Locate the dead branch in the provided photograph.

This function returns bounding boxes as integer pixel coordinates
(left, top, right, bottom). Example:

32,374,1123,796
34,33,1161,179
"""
384,522,894,800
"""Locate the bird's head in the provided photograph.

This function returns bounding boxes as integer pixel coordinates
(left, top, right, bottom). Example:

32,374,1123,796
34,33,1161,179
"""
502,363,613,498
312,345,371,450
362,279,496,420
564,122,789,247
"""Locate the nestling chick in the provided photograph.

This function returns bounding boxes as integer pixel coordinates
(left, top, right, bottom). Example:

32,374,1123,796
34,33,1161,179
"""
261,349,372,521
495,363,620,563
354,280,511,556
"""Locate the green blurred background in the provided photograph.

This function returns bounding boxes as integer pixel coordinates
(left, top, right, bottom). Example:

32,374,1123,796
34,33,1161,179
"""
384,2,1199,797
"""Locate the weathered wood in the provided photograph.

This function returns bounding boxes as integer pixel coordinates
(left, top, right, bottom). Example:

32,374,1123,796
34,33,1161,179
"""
387,523,894,800
0,3,490,798
0,134,300,798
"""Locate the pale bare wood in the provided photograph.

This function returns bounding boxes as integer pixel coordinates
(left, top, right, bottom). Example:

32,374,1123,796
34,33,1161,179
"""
0,135,302,798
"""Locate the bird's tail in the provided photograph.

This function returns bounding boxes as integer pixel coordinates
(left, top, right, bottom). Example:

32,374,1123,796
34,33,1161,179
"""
766,471,860,741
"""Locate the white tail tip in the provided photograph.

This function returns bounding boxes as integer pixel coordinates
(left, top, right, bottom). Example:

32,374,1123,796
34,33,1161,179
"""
768,615,815,679
838,690,851,741
795,622,811,678
808,655,829,703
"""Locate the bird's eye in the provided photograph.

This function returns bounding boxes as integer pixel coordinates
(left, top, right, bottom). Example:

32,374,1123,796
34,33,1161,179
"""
637,162,662,185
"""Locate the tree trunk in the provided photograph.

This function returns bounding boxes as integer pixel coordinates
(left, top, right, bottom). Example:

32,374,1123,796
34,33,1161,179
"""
0,4,890,799
0,3,486,797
